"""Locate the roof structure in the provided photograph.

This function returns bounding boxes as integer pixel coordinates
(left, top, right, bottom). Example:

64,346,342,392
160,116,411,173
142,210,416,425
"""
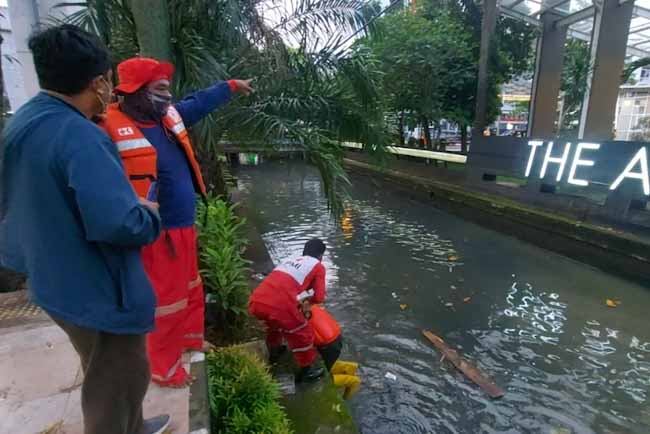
500,0,650,59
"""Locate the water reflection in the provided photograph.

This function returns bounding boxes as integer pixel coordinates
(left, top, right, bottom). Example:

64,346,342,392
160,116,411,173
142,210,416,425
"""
236,163,650,434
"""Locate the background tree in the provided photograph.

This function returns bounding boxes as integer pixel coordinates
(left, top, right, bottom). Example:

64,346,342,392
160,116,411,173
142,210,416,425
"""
421,0,537,152
559,38,590,137
358,10,475,149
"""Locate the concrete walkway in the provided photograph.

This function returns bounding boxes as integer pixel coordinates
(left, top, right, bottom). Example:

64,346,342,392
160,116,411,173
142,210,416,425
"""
0,292,192,434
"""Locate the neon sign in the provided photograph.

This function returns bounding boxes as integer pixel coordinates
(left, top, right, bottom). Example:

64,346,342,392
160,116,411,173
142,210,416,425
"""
524,141,650,196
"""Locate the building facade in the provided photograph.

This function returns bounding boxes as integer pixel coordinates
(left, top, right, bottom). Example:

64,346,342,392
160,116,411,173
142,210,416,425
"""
614,68,650,141
1,0,79,112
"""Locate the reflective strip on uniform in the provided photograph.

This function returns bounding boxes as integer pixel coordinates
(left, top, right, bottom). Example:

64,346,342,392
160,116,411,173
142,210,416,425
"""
282,321,308,334
170,123,185,134
155,298,188,317
189,276,202,289
292,344,314,353
151,357,182,381
296,289,315,302
115,138,152,152
184,333,203,340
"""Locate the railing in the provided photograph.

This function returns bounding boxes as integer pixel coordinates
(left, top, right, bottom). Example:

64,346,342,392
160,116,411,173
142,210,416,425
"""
341,142,467,164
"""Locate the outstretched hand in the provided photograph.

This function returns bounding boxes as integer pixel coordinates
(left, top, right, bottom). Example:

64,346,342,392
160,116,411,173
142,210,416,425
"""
232,79,254,96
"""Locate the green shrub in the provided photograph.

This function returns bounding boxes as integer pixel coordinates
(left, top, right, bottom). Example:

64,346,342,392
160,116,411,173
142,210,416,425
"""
196,196,251,333
207,348,293,434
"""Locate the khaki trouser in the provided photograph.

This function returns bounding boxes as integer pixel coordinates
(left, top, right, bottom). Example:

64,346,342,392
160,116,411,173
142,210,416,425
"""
50,314,150,434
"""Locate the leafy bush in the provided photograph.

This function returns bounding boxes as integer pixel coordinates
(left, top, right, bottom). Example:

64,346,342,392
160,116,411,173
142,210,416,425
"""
207,348,293,434
196,196,251,333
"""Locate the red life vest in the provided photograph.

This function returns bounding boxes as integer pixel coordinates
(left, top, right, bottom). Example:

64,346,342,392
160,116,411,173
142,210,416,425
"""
98,103,207,199
310,305,341,347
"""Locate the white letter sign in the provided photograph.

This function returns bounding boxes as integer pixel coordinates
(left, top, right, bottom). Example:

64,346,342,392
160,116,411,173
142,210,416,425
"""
525,140,544,177
610,147,650,196
567,143,601,187
540,142,572,182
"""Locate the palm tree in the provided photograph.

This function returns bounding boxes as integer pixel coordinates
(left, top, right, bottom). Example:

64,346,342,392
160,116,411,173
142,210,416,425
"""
57,0,388,217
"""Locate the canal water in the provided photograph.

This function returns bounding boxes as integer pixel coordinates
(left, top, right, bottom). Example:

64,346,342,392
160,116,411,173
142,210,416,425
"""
234,161,650,434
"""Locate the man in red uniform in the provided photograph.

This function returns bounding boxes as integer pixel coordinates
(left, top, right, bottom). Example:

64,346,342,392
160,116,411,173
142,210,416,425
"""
99,57,253,387
249,239,328,382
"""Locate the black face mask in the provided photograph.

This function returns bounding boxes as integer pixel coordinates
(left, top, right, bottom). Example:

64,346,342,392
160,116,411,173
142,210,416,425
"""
120,88,172,123
148,92,172,119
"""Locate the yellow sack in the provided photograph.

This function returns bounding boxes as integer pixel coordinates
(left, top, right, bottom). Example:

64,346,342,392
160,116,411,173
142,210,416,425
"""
331,360,358,376
333,374,361,400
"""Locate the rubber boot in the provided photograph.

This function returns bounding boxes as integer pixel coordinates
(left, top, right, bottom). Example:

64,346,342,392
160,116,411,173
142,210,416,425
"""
297,364,325,383
268,344,288,364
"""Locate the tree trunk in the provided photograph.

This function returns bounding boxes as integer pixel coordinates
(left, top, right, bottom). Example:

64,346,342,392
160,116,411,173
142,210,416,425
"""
473,0,498,135
460,123,468,154
0,31,4,132
422,118,431,150
398,111,405,146
129,0,173,61
435,122,442,151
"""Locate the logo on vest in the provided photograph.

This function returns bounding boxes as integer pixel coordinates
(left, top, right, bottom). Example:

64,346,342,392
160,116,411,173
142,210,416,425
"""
117,127,135,136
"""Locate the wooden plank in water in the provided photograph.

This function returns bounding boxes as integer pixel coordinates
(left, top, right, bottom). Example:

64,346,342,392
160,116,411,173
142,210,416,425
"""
422,329,505,399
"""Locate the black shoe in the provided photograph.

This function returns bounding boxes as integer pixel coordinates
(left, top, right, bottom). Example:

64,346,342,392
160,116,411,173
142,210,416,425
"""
141,414,171,434
297,364,325,383
268,345,288,364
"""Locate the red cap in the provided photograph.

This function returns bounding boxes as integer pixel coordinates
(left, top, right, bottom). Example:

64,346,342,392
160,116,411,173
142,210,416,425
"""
114,57,175,94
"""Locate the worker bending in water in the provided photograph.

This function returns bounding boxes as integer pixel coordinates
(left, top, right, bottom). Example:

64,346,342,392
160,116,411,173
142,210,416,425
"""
249,239,327,382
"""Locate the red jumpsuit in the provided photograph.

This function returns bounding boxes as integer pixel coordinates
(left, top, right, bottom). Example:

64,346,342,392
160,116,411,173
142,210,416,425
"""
249,255,326,367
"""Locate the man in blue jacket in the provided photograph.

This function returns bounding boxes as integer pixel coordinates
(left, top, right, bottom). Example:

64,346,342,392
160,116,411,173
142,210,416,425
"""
0,25,168,434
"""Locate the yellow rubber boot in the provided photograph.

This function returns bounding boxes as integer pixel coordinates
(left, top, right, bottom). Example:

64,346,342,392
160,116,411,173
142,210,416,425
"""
331,360,358,376
333,374,361,400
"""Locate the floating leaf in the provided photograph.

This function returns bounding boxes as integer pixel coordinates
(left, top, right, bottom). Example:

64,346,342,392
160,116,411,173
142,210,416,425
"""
606,299,621,308
400,304,408,311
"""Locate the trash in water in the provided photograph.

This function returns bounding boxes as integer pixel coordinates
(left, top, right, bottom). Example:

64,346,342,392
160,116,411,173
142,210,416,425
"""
276,374,296,394
391,292,398,299
606,299,621,308
448,255,459,262
450,285,457,290
463,297,471,303
384,372,397,381
445,302,454,308
399,304,408,311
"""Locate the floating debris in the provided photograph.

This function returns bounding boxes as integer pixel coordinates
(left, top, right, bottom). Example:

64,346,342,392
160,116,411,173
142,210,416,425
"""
422,330,505,399
463,297,472,303
400,304,408,311
450,285,457,290
384,372,397,381
391,292,398,299
606,299,621,308
448,255,459,262
445,302,454,308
